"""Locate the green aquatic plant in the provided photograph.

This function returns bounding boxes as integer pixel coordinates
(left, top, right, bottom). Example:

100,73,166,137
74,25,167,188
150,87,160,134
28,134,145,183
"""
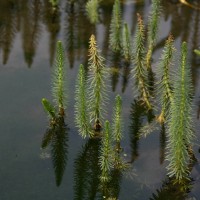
132,14,152,110
52,41,67,116
146,0,161,69
156,35,175,123
109,0,122,52
166,42,194,183
86,0,99,24
88,34,108,131
74,64,92,138
42,98,56,119
99,120,113,183
122,22,132,62
112,95,123,151
49,0,59,7
41,40,67,118
194,49,200,56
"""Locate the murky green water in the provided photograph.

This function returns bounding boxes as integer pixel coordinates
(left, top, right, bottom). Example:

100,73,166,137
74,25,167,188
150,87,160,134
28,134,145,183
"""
0,0,200,199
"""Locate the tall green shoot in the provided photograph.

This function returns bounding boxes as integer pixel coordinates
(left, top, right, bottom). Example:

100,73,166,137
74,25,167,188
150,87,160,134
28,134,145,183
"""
132,14,152,110
156,35,175,123
166,42,194,183
88,34,108,131
74,64,92,138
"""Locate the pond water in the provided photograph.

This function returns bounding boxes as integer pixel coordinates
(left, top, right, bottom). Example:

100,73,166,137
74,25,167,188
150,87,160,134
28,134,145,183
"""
0,0,200,199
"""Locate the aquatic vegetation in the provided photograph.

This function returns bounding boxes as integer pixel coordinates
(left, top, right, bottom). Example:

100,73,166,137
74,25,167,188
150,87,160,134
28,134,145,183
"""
109,0,122,52
87,34,109,131
166,42,194,182
42,98,56,119
49,0,59,7
194,49,200,56
86,0,99,24
52,41,67,116
99,121,113,183
146,0,161,69
132,14,152,110
156,35,175,123
122,22,132,62
112,95,123,151
41,40,67,118
74,64,92,138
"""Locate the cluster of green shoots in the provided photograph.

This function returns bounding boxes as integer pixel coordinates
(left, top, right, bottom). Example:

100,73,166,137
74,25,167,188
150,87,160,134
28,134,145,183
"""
74,35,126,185
41,0,196,189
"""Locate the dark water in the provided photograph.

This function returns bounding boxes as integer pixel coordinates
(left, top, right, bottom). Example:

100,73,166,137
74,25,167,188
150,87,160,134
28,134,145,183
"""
0,0,200,199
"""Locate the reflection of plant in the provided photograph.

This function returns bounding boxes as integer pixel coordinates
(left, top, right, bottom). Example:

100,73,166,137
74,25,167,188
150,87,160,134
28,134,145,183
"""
86,0,99,24
146,0,161,69
156,35,175,123
166,42,194,183
88,34,109,131
150,177,192,200
42,116,68,186
73,139,101,200
75,64,92,138
132,14,152,110
109,0,122,52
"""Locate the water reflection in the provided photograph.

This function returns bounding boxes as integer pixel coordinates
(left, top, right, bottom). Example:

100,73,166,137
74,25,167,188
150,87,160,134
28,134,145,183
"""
43,1,61,66
129,99,154,163
73,138,102,200
41,115,69,186
150,177,193,200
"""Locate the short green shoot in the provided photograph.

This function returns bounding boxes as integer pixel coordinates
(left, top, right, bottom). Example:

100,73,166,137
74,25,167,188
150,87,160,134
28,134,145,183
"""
74,64,92,138
87,34,109,131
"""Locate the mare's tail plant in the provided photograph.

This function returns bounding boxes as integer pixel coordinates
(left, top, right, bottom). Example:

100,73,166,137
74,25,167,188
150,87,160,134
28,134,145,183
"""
74,64,92,138
112,95,123,151
99,120,113,183
156,35,175,123
109,0,122,52
42,40,67,118
122,22,132,62
88,34,108,131
146,0,161,69
132,14,152,110
166,42,194,183
86,0,99,24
